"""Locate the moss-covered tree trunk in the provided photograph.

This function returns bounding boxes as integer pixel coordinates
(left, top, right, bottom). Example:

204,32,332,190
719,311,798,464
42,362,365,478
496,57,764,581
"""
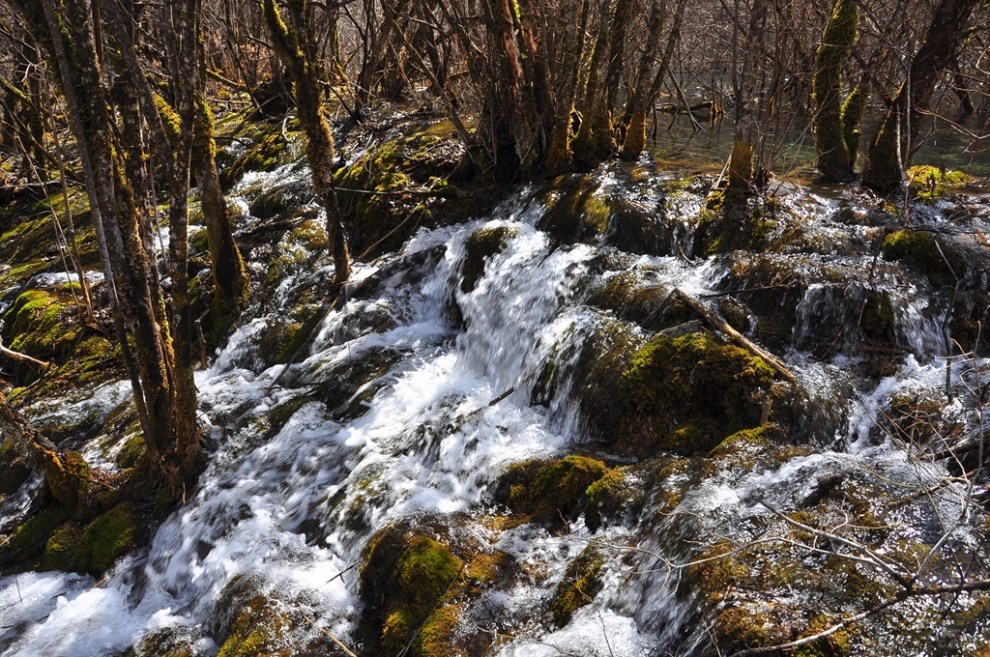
17,0,203,501
262,0,350,283
812,0,861,182
862,0,983,193
193,96,250,333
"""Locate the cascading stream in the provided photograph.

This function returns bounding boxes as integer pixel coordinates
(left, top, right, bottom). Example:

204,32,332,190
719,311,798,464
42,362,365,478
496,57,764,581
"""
2,166,988,657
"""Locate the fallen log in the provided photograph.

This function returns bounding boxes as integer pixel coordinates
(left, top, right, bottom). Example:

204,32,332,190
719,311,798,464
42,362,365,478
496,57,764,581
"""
673,288,796,383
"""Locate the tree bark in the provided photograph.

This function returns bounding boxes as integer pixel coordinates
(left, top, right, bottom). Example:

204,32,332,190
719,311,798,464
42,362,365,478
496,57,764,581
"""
263,0,351,283
862,0,983,193
812,0,860,182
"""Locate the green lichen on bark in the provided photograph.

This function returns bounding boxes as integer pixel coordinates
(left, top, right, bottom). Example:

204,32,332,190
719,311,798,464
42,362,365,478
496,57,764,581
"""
812,0,860,181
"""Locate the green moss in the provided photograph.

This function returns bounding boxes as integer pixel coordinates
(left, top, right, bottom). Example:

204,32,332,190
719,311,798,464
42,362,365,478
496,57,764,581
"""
412,605,461,657
220,122,298,189
597,331,778,456
713,602,791,653
39,503,136,574
537,177,611,243
695,189,776,256
793,614,851,657
359,526,477,656
907,164,973,199
551,547,605,626
584,468,634,530
115,434,147,470
881,229,960,286
2,287,81,360
709,424,779,458
216,594,288,657
333,128,473,258
496,455,609,527
5,506,69,557
81,504,136,572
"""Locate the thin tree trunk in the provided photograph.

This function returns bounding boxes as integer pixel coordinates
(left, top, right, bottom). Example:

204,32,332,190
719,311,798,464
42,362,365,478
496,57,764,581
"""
262,0,351,283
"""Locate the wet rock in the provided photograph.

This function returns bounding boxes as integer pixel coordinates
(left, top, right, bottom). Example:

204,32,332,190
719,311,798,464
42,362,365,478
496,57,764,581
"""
536,174,674,256
358,522,512,657
120,627,210,657
493,455,610,528
459,224,520,293
335,125,492,259
209,575,333,657
551,546,604,627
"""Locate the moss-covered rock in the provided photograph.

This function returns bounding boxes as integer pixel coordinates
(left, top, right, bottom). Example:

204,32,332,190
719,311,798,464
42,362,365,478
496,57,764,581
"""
459,224,520,293
585,271,693,331
121,627,207,657
40,503,135,574
359,527,464,656
907,164,973,199
694,189,777,256
209,575,334,657
589,331,779,456
334,125,487,259
2,287,81,362
551,547,605,626
494,455,609,528
0,436,32,498
536,174,673,256
220,121,300,189
881,229,963,287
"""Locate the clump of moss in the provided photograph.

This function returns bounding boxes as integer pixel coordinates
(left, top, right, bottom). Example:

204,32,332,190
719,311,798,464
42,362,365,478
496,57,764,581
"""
551,547,605,626
907,164,972,199
220,123,297,189
584,467,637,531
694,189,777,256
0,437,31,498
537,177,611,243
40,503,135,574
585,272,691,331
881,229,962,286
494,455,609,527
793,614,852,657
121,627,203,657
334,128,478,259
2,287,81,362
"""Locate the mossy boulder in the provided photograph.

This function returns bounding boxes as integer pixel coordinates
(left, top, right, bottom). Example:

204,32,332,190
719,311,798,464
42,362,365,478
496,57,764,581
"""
209,575,333,657
359,527,464,656
121,627,208,657
881,229,964,287
2,287,81,362
536,175,673,255
0,436,32,498
494,455,610,528
247,178,310,220
907,164,973,200
579,329,780,457
585,271,694,331
220,121,300,189
694,190,777,256
40,503,136,574
334,126,484,259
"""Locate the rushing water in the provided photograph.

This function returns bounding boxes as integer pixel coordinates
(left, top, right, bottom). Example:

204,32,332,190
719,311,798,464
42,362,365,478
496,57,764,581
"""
1,159,988,656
